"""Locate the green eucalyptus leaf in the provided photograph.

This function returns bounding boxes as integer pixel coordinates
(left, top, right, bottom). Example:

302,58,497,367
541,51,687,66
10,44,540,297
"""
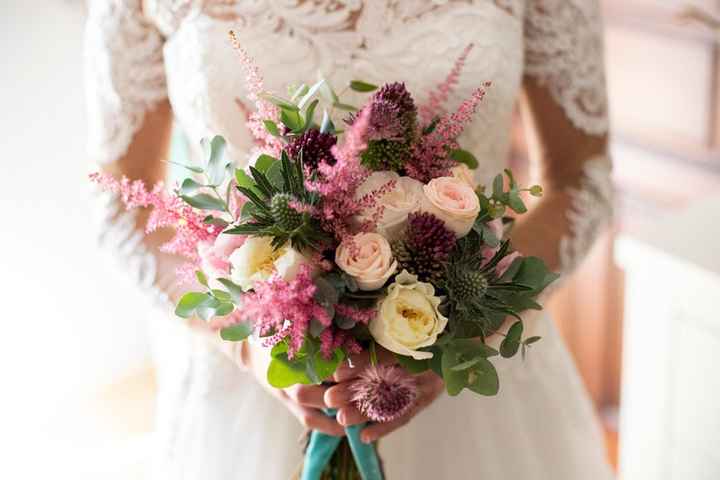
195,270,209,288
451,357,482,371
333,102,358,112
290,83,309,102
507,190,527,213
213,302,234,317
304,99,319,130
500,321,523,358
524,336,542,345
204,136,228,186
216,278,244,304
298,79,326,110
211,289,232,302
318,80,339,105
180,193,226,211
168,161,204,174
281,107,304,132
175,292,211,318
441,347,467,396
220,322,253,342
180,178,204,195
349,80,378,92
267,355,312,388
320,109,335,134
258,92,298,111
450,149,479,169
513,257,560,294
263,120,281,137
492,174,504,200
467,358,499,396
313,348,345,381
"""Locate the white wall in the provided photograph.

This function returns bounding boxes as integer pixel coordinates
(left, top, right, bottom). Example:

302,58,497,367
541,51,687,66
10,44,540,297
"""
0,2,153,476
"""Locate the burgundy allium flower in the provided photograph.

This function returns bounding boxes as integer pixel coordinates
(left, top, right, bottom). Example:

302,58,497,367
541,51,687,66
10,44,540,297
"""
351,365,418,423
285,128,337,169
393,212,456,282
366,82,417,140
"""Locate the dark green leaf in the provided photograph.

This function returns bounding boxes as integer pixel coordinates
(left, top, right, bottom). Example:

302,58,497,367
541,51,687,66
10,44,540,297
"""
450,149,479,169
349,80,379,92
220,322,253,342
255,154,277,174
451,357,482,371
524,336,542,345
265,159,285,190
280,107,304,132
395,354,430,374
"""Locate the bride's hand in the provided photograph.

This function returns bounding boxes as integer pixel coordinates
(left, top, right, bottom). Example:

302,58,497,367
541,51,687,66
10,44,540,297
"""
323,349,445,444
221,337,345,438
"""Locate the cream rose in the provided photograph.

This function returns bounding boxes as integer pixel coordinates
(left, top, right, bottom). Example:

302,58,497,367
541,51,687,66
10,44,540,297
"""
421,176,480,237
229,237,310,291
369,270,448,360
451,163,477,189
355,171,425,241
336,232,397,291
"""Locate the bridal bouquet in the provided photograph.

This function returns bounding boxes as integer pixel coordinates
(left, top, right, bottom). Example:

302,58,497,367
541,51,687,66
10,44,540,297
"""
92,36,557,480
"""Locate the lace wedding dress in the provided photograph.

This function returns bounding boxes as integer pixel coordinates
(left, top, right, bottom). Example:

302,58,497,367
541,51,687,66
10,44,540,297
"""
86,1,614,478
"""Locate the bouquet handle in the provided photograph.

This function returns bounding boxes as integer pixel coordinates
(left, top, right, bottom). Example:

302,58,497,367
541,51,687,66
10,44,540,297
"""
301,409,383,480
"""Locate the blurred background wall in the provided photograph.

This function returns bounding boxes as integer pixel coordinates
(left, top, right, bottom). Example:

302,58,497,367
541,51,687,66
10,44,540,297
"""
1,1,719,479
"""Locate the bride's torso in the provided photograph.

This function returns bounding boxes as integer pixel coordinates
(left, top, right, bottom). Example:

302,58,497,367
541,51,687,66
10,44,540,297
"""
143,0,525,182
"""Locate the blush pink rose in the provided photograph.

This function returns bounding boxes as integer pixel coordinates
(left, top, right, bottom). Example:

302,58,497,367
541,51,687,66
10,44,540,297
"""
198,234,247,281
336,232,398,291
421,176,480,237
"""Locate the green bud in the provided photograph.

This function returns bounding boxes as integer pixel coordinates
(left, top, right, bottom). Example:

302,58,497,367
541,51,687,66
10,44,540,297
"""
529,185,543,197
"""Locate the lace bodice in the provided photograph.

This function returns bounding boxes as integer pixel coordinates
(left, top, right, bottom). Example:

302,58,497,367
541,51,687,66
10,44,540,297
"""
86,0,612,283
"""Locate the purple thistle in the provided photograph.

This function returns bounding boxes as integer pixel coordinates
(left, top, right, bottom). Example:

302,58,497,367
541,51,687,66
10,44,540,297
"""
406,212,456,262
285,129,338,169
393,212,456,282
351,365,418,423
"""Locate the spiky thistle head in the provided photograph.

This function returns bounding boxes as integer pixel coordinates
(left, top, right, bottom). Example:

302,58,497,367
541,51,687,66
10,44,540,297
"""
285,128,337,170
270,193,303,231
350,365,418,423
392,212,455,282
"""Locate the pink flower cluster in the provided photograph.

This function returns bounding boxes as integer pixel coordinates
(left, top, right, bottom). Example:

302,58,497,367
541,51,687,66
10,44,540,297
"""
306,109,392,242
418,43,475,125
236,264,331,358
90,173,218,266
350,365,418,423
407,84,490,183
229,31,282,157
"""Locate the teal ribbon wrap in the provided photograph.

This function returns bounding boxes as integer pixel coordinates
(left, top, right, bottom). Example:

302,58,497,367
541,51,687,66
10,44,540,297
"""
301,409,383,480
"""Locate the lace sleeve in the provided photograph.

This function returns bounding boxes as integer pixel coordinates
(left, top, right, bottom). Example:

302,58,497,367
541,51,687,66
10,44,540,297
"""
86,0,177,306
523,0,613,274
85,0,167,164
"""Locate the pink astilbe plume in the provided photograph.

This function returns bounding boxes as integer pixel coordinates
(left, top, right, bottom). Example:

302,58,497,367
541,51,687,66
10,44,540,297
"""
90,173,218,268
351,365,418,423
335,304,376,325
319,327,363,360
418,43,475,125
236,265,331,358
306,109,394,242
407,84,490,183
229,31,282,157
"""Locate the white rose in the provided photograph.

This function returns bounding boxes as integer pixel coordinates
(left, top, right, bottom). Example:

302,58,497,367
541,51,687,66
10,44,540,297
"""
355,171,425,241
229,237,310,291
451,163,477,189
421,176,480,237
336,232,398,291
369,270,448,360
